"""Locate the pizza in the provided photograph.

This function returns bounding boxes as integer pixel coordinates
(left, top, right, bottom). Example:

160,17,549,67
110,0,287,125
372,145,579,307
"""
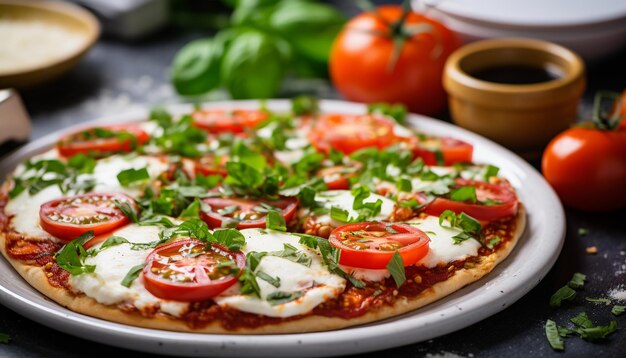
0,99,525,334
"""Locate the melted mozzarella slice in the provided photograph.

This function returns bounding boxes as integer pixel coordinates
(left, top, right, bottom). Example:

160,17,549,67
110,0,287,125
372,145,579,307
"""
89,154,169,196
68,224,188,317
214,229,346,318
5,153,169,239
412,215,482,268
307,190,396,226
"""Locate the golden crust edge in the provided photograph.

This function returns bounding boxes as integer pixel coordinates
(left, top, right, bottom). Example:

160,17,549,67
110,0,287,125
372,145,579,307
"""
0,205,525,334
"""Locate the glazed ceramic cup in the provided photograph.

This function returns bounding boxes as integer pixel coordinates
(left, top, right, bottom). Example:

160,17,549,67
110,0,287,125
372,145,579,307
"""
443,38,585,157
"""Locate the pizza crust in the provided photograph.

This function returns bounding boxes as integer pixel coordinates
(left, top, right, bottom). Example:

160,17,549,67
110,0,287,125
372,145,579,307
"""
0,205,525,334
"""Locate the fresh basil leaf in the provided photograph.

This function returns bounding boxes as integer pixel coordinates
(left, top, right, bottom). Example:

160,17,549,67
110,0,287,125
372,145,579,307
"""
457,212,481,234
434,150,445,165
55,231,96,275
573,318,618,341
195,173,222,189
386,251,406,287
568,272,586,290
449,186,477,203
451,232,473,245
171,38,222,96
121,264,145,288
100,236,130,250
399,198,422,209
266,290,304,306
138,215,175,228
316,237,364,288
179,199,201,219
266,210,286,231
221,30,288,99
296,233,319,250
550,286,577,307
256,271,281,288
149,107,172,127
396,178,412,193
545,319,564,351
225,162,264,189
67,154,96,174
213,228,246,252
117,167,150,186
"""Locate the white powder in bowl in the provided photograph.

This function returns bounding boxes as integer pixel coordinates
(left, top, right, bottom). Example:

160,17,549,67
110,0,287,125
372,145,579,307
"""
0,17,88,73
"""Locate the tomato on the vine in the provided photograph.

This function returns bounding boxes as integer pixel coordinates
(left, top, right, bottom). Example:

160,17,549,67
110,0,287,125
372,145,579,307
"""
542,91,626,211
329,5,460,116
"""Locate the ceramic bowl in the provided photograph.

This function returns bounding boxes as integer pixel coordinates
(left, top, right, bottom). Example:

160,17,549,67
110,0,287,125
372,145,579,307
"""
0,0,99,89
443,38,585,158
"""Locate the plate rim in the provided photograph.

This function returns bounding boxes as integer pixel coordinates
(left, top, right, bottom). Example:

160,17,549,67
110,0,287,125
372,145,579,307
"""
0,99,565,357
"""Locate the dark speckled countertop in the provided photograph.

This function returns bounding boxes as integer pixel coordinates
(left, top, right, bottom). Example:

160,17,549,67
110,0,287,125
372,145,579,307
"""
1,2,626,357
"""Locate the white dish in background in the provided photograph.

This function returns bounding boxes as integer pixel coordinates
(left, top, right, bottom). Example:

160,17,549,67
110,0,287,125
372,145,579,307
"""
0,100,565,357
414,0,626,61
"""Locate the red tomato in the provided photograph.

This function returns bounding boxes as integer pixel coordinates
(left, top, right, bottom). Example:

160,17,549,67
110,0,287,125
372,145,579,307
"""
542,126,626,211
200,196,298,229
194,155,229,177
317,165,359,190
424,179,518,221
39,193,135,241
329,222,430,269
143,239,245,302
309,114,397,154
329,5,460,116
57,124,149,157
408,136,473,165
192,109,268,134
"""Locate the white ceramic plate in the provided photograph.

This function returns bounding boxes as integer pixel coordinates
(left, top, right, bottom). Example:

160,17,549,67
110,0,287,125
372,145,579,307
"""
0,100,565,357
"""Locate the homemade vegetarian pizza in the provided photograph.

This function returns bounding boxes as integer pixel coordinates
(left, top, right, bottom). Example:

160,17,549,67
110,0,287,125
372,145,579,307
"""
0,99,525,334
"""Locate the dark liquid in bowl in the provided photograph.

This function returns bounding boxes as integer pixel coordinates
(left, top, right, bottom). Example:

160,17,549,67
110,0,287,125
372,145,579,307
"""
471,65,561,84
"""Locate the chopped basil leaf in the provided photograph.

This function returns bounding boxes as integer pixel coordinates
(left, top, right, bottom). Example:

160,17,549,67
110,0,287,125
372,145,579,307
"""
55,231,96,275
256,271,281,288
434,149,444,165
438,210,457,228
457,212,481,234
367,102,407,125
266,210,287,231
177,218,212,242
545,319,564,350
483,164,499,181
238,251,267,297
212,228,246,252
399,198,422,209
149,107,173,127
570,311,593,328
449,186,477,203
114,200,139,223
486,236,502,249
291,95,318,116
396,178,412,192
217,205,239,216
98,236,129,251
266,291,305,306
117,167,150,186
611,305,625,316
451,232,473,245
316,237,364,288
179,199,201,219
568,272,586,290
225,162,264,190
558,326,574,337
296,233,319,250
386,251,406,287
330,206,349,222
0,332,10,344
121,264,145,288
585,297,612,305
549,286,577,308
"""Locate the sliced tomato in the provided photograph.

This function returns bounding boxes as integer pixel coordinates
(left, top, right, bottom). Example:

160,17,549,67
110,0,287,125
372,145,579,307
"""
194,155,229,177
309,114,397,154
424,179,518,221
39,193,135,242
192,109,268,134
200,196,298,229
317,165,359,190
143,239,245,302
329,222,430,270
408,136,473,165
57,124,149,157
